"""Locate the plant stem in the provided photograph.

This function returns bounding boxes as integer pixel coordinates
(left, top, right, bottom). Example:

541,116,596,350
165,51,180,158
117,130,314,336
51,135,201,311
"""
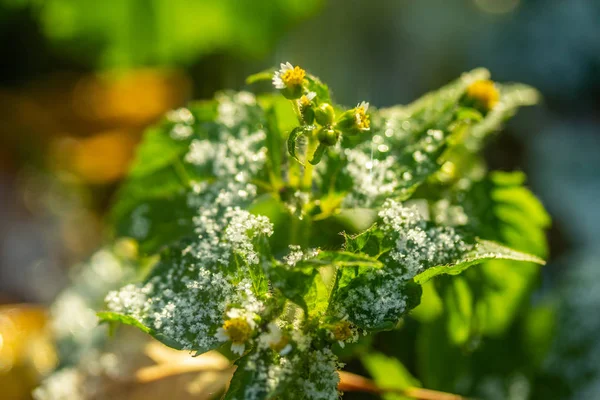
302,131,318,191
338,371,466,400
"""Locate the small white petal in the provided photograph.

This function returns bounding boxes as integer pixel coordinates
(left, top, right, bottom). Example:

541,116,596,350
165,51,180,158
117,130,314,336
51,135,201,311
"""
231,342,246,355
358,101,369,112
215,328,229,342
306,91,317,101
272,73,285,89
338,341,345,348
279,344,293,356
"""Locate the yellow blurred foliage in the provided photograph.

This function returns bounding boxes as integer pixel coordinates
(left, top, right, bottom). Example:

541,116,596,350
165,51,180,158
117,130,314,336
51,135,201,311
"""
0,305,57,400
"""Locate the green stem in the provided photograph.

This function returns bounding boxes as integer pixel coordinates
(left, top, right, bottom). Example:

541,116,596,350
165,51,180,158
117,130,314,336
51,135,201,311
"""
302,132,319,190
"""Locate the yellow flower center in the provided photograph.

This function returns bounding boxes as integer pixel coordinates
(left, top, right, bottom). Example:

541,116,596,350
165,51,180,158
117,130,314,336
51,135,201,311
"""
282,66,306,87
300,95,312,107
331,321,353,341
223,318,252,344
466,80,500,111
270,335,290,353
355,107,370,130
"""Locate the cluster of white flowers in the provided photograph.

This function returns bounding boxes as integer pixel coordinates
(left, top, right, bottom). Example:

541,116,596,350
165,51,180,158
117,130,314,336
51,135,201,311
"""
343,145,399,207
33,350,121,400
282,244,319,267
232,340,341,400
166,107,195,140
184,92,266,180
379,199,473,280
106,200,269,350
106,266,261,353
295,348,342,399
185,126,266,179
432,199,469,226
105,93,276,353
50,246,136,366
341,111,447,207
333,269,411,329
216,91,257,128
33,368,84,400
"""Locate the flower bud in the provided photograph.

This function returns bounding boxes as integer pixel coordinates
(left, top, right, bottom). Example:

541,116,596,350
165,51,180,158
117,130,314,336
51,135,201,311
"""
299,92,317,124
317,127,340,146
464,80,499,112
315,103,335,126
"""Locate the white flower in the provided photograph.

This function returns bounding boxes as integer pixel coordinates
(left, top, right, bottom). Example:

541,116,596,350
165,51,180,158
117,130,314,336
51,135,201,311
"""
230,342,246,355
272,62,305,90
357,101,369,113
259,322,292,355
214,327,230,342
272,62,294,89
214,308,256,356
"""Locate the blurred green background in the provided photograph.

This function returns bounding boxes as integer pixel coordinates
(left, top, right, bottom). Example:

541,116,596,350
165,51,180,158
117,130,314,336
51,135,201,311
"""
1,0,599,399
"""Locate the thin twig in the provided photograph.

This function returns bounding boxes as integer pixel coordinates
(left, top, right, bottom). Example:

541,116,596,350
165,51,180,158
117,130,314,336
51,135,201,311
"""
339,371,466,400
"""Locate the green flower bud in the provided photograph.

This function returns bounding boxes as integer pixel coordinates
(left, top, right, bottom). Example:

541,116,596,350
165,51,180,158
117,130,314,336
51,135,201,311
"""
302,107,315,125
315,103,335,126
281,85,303,100
317,127,340,146
299,92,317,124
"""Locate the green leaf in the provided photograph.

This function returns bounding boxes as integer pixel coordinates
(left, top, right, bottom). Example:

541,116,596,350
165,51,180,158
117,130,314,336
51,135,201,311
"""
466,83,540,150
441,276,473,345
269,250,383,315
97,311,185,350
100,215,272,355
269,264,318,314
224,349,278,400
362,352,421,400
340,69,494,206
413,239,545,285
460,171,550,335
330,270,422,331
306,74,332,104
309,142,327,165
287,126,308,165
264,105,283,185
111,94,271,255
246,68,275,85
299,251,384,269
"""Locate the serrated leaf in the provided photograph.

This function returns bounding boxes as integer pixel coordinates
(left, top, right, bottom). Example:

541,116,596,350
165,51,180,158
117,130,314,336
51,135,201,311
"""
413,239,545,284
101,209,273,355
270,250,383,315
287,126,308,165
330,270,422,331
97,311,185,350
269,265,318,314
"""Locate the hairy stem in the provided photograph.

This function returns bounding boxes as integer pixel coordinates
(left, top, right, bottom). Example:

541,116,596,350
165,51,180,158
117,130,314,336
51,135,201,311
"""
302,131,318,190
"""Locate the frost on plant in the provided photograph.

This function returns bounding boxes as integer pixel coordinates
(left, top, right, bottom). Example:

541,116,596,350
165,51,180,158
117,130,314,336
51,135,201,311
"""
39,63,549,399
